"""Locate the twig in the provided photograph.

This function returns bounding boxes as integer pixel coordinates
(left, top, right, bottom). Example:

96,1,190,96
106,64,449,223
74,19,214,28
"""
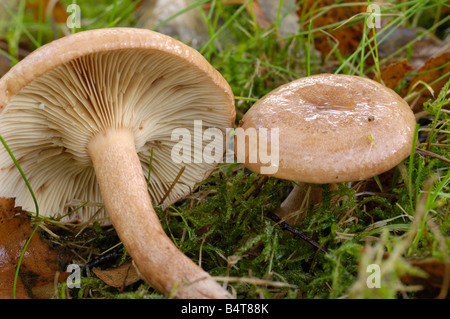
415,148,450,165
213,275,297,288
266,211,328,254
158,166,186,205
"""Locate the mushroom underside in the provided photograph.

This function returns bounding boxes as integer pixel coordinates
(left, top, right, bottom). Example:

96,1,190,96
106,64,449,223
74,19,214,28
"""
0,48,231,223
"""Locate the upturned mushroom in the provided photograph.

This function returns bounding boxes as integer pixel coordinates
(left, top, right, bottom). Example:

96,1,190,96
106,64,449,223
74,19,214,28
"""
0,28,235,298
236,74,416,223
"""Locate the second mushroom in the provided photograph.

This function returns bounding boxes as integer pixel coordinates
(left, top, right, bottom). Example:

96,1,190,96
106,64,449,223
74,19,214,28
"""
237,74,416,224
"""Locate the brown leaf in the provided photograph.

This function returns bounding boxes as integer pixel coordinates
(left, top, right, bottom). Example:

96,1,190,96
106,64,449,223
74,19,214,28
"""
376,26,448,71
401,259,450,299
93,261,141,289
246,1,273,30
26,0,68,24
374,59,413,90
297,0,367,56
0,197,70,299
402,51,450,112
408,36,447,70
0,53,9,77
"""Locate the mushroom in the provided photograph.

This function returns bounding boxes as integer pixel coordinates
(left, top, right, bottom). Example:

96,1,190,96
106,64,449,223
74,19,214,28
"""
236,73,416,224
0,28,235,299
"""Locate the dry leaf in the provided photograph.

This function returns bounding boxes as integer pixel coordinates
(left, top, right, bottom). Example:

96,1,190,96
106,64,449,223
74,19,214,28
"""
0,53,10,78
202,0,299,37
401,259,450,299
376,26,448,70
408,36,448,70
93,260,141,289
402,52,450,112
297,0,367,56
0,197,70,299
26,0,68,24
136,0,209,47
374,59,413,90
246,0,272,30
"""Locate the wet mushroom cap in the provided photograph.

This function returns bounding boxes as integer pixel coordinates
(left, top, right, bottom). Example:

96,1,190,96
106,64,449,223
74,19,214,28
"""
0,28,235,222
238,74,416,184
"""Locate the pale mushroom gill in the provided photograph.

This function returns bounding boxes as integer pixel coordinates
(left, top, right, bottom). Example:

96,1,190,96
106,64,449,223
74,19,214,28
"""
0,48,231,222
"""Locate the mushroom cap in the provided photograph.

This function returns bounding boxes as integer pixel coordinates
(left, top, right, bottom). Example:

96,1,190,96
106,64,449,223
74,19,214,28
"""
237,74,416,184
0,28,235,222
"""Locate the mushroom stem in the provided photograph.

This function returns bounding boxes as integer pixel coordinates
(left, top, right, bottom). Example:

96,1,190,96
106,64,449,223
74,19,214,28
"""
276,183,338,225
276,183,306,224
276,183,312,225
87,128,231,299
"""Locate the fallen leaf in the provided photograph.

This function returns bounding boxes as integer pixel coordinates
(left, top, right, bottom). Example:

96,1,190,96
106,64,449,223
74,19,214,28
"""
246,0,272,30
402,52,450,112
0,197,70,299
408,35,448,70
202,0,299,37
26,0,68,24
401,259,450,299
136,0,209,47
93,260,141,289
251,0,300,38
0,52,10,77
377,27,418,62
297,0,367,57
374,59,413,90
376,26,448,70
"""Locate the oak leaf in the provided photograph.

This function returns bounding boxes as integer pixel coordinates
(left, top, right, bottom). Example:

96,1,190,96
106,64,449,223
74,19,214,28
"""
374,59,413,90
0,197,70,299
93,260,141,289
402,52,450,112
297,0,367,56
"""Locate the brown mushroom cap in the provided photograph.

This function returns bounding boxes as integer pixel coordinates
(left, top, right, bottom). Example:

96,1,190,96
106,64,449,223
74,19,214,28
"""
238,74,416,184
0,28,235,223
